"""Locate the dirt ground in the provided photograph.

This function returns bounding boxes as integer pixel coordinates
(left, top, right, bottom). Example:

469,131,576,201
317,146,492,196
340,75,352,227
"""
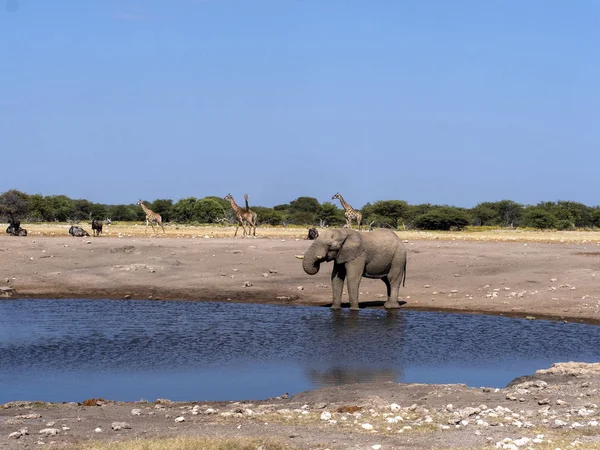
2,223,600,323
2,224,600,449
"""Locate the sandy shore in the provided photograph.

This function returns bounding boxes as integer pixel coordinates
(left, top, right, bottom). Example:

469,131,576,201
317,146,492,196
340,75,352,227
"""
2,225,600,323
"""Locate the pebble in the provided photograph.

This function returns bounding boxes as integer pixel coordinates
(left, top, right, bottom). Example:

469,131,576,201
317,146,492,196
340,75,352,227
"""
320,411,332,421
38,428,59,436
174,416,185,423
111,422,131,431
131,409,142,416
94,428,102,433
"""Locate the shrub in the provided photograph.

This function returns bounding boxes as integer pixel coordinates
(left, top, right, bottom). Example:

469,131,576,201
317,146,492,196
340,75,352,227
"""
414,207,470,231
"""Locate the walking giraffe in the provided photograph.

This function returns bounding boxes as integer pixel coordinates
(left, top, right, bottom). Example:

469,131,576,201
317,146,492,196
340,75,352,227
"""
225,194,256,237
332,193,362,231
136,200,165,234
243,193,258,237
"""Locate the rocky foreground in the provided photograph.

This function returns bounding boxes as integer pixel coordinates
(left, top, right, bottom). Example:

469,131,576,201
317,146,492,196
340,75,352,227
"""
2,362,600,449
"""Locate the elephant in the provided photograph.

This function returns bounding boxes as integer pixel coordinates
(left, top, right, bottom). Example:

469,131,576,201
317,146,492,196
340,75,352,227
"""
302,228,407,311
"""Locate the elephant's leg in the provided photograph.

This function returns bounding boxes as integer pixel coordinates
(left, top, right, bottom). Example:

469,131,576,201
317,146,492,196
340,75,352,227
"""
331,264,346,309
345,264,363,311
382,276,402,309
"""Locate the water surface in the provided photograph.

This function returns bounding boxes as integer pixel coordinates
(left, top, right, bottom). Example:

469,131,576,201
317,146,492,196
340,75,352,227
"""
1,299,598,403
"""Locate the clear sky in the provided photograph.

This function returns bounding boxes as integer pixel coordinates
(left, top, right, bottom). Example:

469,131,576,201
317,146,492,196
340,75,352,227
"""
2,0,599,208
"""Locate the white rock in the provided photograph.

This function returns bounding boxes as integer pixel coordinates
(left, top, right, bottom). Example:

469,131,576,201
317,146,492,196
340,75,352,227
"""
45,421,55,427
390,403,401,413
205,408,217,414
131,409,142,416
94,428,102,433
361,423,373,430
320,411,332,421
174,416,185,423
38,428,59,436
513,437,530,446
8,432,21,439
372,445,382,450
111,422,131,431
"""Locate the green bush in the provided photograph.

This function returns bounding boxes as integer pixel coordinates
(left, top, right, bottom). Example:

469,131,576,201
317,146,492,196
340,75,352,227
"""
522,208,558,229
414,207,470,231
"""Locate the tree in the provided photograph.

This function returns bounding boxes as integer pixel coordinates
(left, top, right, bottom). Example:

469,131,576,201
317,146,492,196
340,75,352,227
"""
496,200,523,227
286,197,320,225
195,198,227,223
414,207,470,231
252,207,283,226
289,197,320,214
108,204,138,221
46,195,75,222
369,200,408,228
0,189,29,221
72,199,93,221
173,197,199,222
150,199,174,223
522,207,557,229
471,202,500,226
316,202,345,226
27,194,50,222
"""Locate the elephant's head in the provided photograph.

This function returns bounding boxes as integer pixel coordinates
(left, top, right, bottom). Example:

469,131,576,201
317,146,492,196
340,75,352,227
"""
302,228,365,275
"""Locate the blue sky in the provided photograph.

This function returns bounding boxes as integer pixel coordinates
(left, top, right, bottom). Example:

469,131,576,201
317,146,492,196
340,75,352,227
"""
2,1,599,208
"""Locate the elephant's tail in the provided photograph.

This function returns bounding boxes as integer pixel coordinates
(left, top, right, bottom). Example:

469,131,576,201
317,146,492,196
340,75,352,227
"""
402,257,407,287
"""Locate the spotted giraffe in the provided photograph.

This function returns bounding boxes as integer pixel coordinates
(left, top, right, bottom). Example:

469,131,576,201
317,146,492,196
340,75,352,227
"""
243,194,258,237
137,199,165,234
332,193,362,231
225,194,256,237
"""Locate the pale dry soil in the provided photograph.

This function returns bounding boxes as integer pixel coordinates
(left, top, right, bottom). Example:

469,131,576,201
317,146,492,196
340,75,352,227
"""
2,225,600,449
2,224,600,323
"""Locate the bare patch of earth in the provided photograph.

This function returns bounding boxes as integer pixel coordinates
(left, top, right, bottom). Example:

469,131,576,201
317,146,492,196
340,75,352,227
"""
3,363,600,449
1,233,599,323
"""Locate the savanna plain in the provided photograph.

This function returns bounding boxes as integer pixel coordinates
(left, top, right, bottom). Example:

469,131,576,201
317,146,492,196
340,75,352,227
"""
2,223,600,450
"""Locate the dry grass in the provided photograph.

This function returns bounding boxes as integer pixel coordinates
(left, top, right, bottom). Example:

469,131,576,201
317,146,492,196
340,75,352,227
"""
4,222,600,243
71,436,295,450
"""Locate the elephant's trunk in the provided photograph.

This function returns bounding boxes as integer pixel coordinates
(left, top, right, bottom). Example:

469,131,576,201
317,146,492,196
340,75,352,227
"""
302,243,325,275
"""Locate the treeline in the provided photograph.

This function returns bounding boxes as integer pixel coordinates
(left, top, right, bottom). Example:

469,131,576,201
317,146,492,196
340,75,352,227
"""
1,190,600,231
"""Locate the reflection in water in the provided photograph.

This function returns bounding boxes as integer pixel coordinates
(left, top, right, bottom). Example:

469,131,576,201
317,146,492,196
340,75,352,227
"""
0,299,599,403
306,311,405,387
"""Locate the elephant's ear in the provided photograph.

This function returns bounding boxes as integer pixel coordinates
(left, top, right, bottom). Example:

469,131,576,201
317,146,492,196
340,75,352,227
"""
336,231,365,264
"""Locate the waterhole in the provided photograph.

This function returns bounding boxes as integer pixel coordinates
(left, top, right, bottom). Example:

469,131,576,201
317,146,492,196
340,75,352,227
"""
0,299,598,403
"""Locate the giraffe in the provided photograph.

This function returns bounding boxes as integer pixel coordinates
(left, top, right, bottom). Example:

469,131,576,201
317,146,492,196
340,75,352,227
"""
224,194,256,237
332,193,362,231
243,193,258,237
136,199,165,234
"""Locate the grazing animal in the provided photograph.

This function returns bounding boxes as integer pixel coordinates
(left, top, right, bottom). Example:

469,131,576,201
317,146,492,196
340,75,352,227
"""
224,194,257,237
6,219,27,236
91,219,103,236
332,193,363,231
307,227,319,240
69,225,90,237
136,200,165,234
104,218,112,225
